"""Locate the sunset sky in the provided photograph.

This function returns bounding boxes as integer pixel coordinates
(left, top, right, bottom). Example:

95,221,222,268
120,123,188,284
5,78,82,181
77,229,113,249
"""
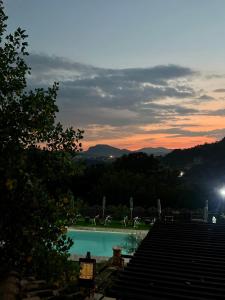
5,0,225,150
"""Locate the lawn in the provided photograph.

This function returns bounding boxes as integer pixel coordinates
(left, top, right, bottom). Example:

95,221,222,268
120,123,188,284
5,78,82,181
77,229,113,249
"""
71,218,151,231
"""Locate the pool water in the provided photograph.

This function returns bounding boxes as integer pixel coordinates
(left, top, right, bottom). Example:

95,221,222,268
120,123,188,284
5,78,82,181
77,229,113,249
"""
68,230,129,257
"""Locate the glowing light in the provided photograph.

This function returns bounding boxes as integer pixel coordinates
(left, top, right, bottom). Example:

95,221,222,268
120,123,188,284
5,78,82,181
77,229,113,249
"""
218,187,225,198
179,171,184,177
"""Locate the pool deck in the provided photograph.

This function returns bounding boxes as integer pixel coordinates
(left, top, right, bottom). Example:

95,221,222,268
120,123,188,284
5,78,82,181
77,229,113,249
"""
69,253,110,262
68,225,149,235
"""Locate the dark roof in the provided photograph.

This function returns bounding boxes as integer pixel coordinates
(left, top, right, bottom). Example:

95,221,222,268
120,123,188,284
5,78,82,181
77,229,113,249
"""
111,222,225,300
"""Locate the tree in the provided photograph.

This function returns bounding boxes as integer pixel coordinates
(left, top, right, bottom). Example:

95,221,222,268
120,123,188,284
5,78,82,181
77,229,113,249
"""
114,152,160,174
0,1,83,282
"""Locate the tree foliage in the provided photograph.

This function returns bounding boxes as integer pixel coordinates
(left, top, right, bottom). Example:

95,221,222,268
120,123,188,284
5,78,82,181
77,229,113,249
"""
0,1,83,281
71,152,204,210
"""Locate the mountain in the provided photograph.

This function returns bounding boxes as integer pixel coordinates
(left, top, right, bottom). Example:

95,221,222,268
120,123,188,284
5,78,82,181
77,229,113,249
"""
83,137,225,168
136,147,171,156
162,137,225,192
83,144,171,158
164,137,225,168
83,144,130,158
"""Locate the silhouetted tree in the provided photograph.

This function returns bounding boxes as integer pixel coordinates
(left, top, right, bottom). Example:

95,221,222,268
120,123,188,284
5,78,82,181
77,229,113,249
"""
0,2,83,282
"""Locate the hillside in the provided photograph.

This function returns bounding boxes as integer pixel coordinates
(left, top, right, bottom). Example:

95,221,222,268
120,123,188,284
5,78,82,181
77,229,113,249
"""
137,147,171,156
83,144,130,158
164,137,225,168
83,144,171,158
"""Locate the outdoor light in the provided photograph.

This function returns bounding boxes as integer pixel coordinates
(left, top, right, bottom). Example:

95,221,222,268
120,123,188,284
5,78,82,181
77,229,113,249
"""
79,261,94,280
178,171,184,177
78,252,96,287
218,187,225,198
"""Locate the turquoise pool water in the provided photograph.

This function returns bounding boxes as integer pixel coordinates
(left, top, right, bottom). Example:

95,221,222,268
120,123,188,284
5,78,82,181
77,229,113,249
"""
68,230,129,257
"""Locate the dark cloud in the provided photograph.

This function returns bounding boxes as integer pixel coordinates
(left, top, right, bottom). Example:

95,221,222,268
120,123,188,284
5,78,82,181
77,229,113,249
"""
81,125,225,143
143,127,202,136
197,94,214,101
120,64,196,84
206,128,225,139
85,124,146,141
139,103,199,115
27,54,196,84
142,127,225,139
25,53,224,143
26,53,99,75
57,80,195,111
207,109,225,116
27,54,196,112
206,74,225,79
213,89,225,93
26,54,198,121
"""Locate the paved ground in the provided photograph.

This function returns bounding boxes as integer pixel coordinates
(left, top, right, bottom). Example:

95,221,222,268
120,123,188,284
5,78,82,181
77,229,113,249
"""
69,226,148,235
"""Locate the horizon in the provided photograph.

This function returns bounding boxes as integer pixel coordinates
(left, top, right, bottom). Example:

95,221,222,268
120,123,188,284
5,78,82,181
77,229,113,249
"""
5,0,225,150
83,136,223,152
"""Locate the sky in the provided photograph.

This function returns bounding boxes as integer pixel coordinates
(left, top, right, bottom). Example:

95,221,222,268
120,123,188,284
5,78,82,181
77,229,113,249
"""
4,0,225,150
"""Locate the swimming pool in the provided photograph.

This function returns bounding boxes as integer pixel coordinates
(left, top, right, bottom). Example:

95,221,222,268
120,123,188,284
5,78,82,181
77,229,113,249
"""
68,230,130,257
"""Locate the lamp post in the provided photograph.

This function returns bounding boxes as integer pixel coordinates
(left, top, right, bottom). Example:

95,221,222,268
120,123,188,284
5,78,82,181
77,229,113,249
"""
78,252,96,295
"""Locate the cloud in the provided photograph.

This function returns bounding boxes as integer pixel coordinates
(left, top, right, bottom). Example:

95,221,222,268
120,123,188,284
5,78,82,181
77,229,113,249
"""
142,127,225,139
26,53,99,76
119,64,196,84
207,109,225,116
26,53,199,124
206,74,225,79
206,128,225,139
57,80,195,111
85,124,145,141
213,89,225,93
196,94,214,101
78,125,225,144
25,53,225,145
27,54,196,81
27,54,197,109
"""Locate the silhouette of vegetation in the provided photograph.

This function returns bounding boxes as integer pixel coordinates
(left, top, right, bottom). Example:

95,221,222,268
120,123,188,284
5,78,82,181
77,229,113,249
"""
0,2,83,282
164,137,225,171
163,137,225,210
70,151,206,210
72,137,225,214
122,233,143,254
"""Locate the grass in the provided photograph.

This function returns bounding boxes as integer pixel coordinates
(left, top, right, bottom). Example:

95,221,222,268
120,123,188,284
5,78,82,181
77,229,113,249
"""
71,219,151,231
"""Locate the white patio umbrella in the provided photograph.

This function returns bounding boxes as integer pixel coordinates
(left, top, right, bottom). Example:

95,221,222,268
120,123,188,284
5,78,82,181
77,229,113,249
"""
157,198,161,219
102,196,106,218
203,199,208,223
130,197,133,220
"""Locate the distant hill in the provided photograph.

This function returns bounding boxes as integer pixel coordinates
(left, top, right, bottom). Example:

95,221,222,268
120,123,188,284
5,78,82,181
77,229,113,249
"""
136,147,171,156
83,144,171,158
83,144,130,158
164,137,225,169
